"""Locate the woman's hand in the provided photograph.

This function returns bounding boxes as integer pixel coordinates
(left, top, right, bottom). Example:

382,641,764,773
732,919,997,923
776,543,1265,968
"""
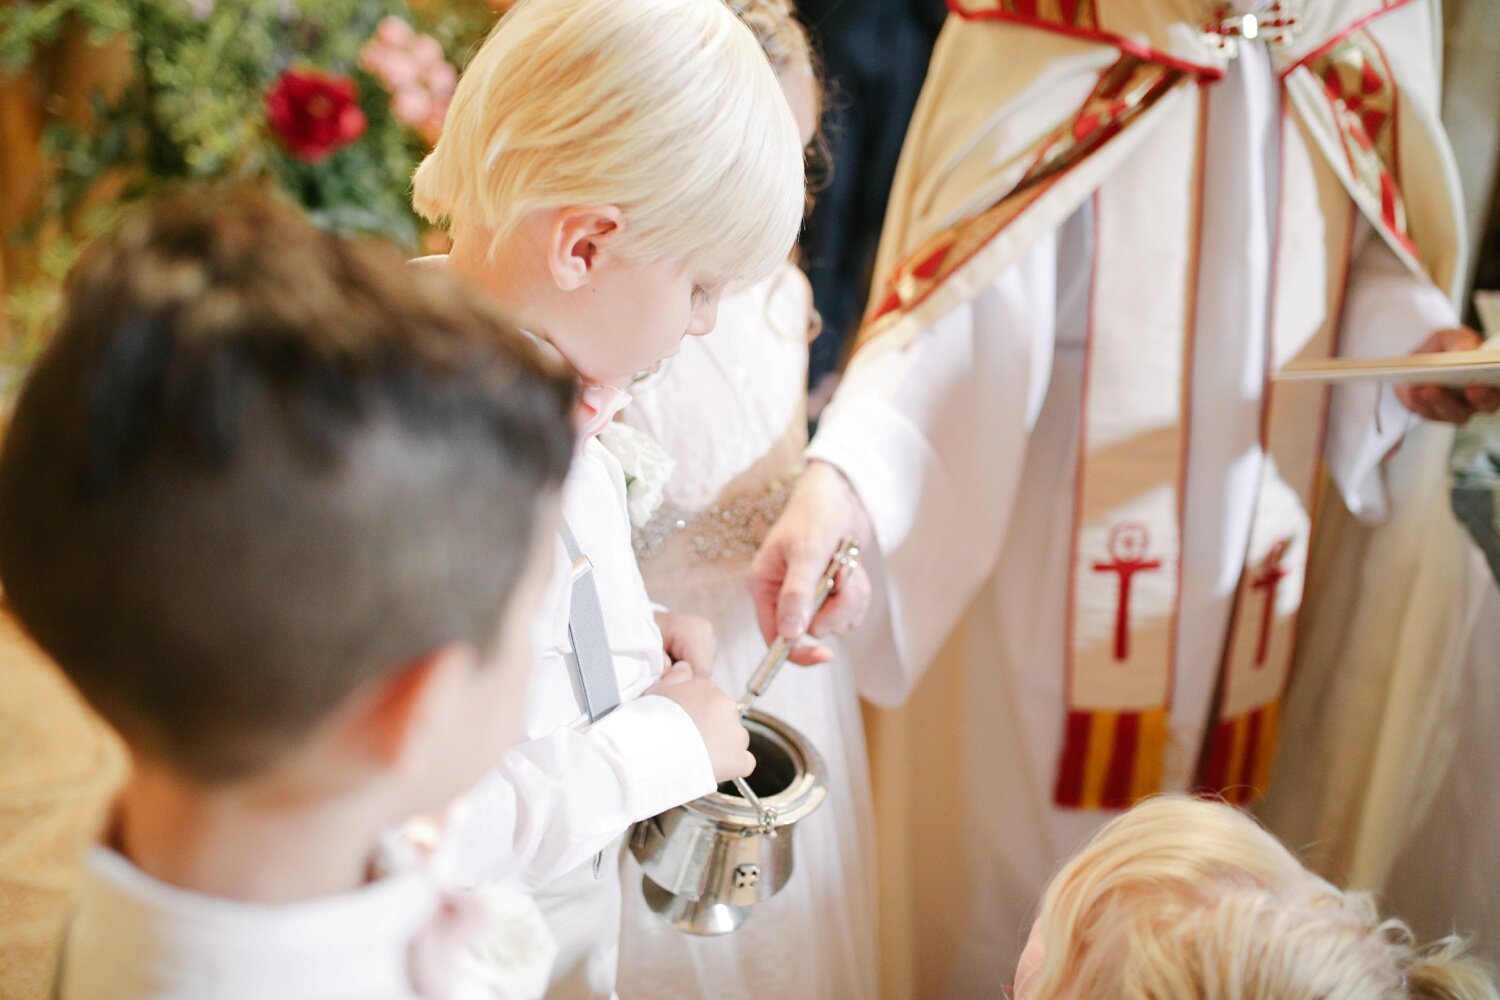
749,461,874,666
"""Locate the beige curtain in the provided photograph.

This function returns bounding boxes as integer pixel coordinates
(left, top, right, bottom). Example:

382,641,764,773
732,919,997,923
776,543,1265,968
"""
864,623,977,1000
0,615,125,1000
0,23,133,1000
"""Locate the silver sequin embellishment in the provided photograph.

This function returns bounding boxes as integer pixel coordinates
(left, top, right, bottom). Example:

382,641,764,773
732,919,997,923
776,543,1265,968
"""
633,476,795,564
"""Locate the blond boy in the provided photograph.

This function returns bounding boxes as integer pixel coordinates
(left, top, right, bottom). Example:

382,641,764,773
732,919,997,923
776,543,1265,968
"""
409,1,805,996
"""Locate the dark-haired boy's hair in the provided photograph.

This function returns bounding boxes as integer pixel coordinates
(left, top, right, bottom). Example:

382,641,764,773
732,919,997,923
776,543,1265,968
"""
0,187,576,783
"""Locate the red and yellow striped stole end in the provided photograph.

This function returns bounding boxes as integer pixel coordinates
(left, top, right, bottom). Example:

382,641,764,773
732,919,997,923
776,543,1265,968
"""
1054,707,1169,809
1197,702,1281,806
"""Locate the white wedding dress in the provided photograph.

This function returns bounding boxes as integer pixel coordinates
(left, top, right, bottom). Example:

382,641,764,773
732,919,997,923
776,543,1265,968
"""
614,263,880,999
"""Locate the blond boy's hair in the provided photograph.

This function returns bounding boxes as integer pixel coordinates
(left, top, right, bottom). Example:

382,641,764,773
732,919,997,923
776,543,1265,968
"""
1025,797,1498,1000
413,0,804,284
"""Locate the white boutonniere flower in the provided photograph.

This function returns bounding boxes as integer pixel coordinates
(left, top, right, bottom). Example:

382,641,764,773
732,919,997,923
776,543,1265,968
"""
449,883,559,1000
598,422,676,529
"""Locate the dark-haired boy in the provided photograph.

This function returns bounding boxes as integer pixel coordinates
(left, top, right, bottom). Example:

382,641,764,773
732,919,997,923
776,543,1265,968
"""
0,188,576,999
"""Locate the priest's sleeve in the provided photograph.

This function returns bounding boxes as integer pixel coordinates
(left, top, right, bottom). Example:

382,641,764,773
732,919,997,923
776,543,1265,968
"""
1326,216,1460,522
804,230,1058,707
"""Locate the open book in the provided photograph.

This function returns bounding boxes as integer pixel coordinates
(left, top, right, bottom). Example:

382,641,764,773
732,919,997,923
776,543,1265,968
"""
1275,349,1500,386
1278,291,1500,385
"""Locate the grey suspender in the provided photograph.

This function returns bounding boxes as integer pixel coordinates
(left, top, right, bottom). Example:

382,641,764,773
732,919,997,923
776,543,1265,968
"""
561,521,621,880
559,521,621,723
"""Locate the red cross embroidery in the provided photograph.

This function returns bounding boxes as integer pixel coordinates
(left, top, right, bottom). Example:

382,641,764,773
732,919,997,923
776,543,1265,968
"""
1322,57,1388,146
1251,538,1293,667
1092,522,1162,662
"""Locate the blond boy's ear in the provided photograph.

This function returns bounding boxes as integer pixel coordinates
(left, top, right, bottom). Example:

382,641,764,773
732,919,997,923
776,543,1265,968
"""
547,206,625,291
340,644,477,771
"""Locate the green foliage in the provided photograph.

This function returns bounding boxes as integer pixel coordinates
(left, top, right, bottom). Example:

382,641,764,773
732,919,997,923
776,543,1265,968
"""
0,0,131,71
11,0,496,245
56,0,444,245
2,0,497,371
409,2,501,70
1,219,110,372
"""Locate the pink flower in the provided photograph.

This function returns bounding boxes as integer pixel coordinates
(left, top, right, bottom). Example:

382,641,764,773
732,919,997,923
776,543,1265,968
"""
359,18,457,148
374,16,415,48
392,86,433,128
380,51,420,90
425,60,456,98
411,35,443,69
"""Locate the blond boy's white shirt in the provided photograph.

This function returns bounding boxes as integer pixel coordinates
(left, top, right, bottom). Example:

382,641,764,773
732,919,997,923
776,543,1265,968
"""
433,437,715,1000
57,844,555,1000
437,438,714,885
406,253,715,998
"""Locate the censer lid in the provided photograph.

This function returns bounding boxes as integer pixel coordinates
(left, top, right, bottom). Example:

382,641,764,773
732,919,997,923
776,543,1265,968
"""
685,709,827,829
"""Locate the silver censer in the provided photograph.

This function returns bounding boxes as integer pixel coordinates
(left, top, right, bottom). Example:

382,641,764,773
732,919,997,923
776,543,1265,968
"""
629,539,859,936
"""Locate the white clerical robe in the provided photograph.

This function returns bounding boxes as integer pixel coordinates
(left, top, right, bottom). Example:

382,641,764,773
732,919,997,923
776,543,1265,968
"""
806,35,1461,996
1380,584,1500,964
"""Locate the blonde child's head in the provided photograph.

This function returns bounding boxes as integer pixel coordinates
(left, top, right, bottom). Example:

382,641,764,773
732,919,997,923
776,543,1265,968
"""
413,0,803,286
1016,796,1498,1000
413,0,803,389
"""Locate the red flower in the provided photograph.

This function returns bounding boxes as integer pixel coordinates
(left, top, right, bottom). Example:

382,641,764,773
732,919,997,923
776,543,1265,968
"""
265,69,367,163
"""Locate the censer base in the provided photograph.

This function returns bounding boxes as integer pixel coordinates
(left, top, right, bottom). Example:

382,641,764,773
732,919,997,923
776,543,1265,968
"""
641,876,750,936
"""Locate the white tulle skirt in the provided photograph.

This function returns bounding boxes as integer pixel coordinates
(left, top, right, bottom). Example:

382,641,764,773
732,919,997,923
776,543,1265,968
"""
614,558,880,1000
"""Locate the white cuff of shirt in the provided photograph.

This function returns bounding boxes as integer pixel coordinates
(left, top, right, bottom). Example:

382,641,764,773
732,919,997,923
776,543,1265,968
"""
591,694,716,820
